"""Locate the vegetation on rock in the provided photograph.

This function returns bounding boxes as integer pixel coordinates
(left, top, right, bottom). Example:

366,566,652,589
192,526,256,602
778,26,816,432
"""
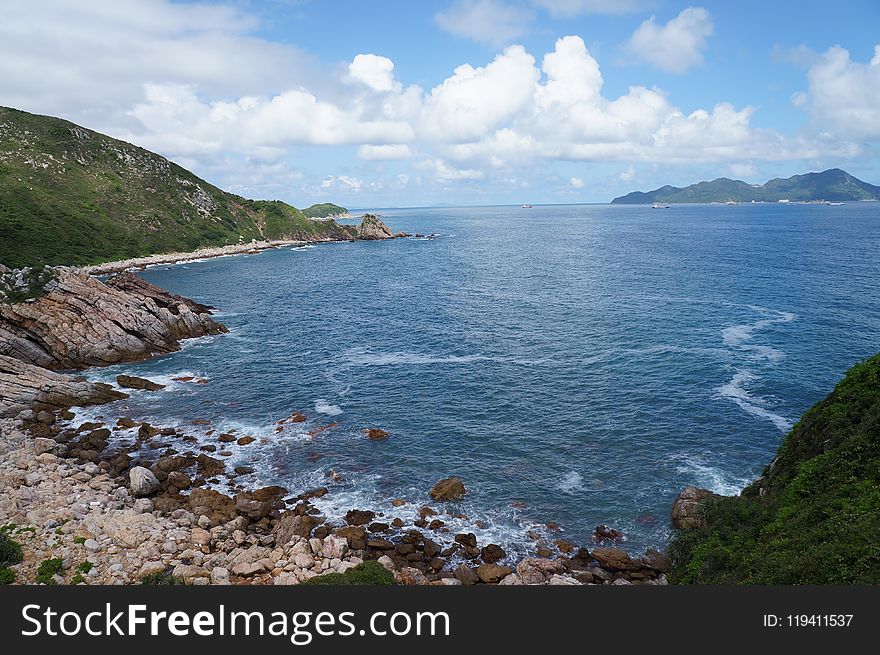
669,353,880,584
302,560,394,586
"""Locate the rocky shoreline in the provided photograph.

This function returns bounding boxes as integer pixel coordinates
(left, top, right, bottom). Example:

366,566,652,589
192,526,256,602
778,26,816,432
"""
0,223,689,586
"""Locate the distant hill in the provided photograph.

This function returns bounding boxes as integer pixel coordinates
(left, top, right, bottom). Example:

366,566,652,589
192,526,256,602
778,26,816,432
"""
0,106,354,268
611,168,880,204
302,203,348,219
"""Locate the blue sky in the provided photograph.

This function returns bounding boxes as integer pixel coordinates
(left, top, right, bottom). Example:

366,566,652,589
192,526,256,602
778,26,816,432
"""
1,0,879,206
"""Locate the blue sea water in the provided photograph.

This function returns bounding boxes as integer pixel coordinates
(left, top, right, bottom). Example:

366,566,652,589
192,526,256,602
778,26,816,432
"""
80,203,880,555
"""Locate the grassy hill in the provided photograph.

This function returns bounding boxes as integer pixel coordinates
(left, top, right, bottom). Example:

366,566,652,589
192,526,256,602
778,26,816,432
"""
302,203,348,219
612,168,880,204
669,353,880,584
0,106,354,268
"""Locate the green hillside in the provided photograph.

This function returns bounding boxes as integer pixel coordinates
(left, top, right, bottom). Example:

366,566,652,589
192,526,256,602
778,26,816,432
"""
669,353,880,584
0,106,354,268
302,203,348,218
612,168,880,204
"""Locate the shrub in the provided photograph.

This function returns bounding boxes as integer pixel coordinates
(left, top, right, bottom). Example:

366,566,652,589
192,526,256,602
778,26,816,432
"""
0,532,23,566
302,561,394,586
0,568,15,585
36,557,64,585
73,536,86,545
78,560,94,573
140,571,184,585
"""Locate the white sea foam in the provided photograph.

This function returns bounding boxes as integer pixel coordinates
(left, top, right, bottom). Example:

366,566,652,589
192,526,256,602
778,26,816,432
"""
718,370,793,432
676,455,754,496
556,470,585,494
314,399,343,416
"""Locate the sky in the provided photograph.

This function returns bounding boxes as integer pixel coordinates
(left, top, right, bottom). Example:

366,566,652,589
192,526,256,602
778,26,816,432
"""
1,0,879,207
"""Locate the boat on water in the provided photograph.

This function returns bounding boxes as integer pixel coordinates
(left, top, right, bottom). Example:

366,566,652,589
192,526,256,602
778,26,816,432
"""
651,202,670,209
522,204,533,208
827,201,845,206
725,200,737,205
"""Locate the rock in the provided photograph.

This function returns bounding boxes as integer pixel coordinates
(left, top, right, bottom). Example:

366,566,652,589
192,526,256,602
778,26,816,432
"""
273,512,319,545
210,567,230,585
116,375,166,391
453,564,479,586
593,525,625,542
429,476,466,501
516,558,565,585
173,564,211,583
423,538,441,559
476,563,512,583
365,428,390,441
237,436,256,446
234,493,272,520
188,488,237,525
345,509,376,526
671,486,718,529
642,548,670,572
167,471,192,489
397,567,428,585
231,562,265,577
133,498,154,514
129,466,160,497
591,548,641,572
233,466,255,475
481,543,506,563
357,214,394,240
366,538,395,550
136,562,167,579
377,555,396,572
322,535,348,559
498,573,522,586
293,553,315,569
84,539,101,552
454,532,477,548
33,437,57,455
548,574,581,586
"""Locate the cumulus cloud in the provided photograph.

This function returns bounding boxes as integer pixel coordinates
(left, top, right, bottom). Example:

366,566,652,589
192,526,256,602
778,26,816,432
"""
569,176,586,188
434,0,533,47
625,7,714,74
798,44,880,141
347,54,401,93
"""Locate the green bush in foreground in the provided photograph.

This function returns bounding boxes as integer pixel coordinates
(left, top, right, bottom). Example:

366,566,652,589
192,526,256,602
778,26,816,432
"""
669,354,880,584
36,557,64,585
303,561,394,586
140,571,184,586
0,568,15,584
0,532,23,567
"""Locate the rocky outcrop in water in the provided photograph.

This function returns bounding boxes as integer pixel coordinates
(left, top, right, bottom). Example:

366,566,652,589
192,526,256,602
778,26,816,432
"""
0,268,226,370
0,355,127,417
357,214,394,240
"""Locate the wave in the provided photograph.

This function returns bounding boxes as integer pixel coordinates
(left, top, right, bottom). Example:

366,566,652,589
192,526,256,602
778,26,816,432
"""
718,370,793,432
314,399,343,416
718,306,795,432
555,470,585,494
675,454,754,496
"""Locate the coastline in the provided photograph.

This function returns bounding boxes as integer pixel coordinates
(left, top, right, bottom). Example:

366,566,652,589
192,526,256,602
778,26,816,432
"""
0,256,672,586
78,239,323,276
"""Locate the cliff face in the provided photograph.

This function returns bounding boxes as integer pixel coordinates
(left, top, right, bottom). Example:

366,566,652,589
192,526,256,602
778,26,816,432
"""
357,214,394,240
668,353,880,584
0,269,226,370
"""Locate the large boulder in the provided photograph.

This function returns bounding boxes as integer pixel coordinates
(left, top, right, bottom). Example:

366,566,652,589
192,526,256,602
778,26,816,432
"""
516,558,565,585
590,548,641,572
273,512,319,545
671,486,718,529
429,477,466,501
129,466,160,497
357,214,394,240
116,374,166,391
188,488,237,525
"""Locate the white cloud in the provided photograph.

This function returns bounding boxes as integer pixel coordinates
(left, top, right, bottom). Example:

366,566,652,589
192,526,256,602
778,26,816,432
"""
798,44,880,141
357,144,413,160
347,54,401,93
434,0,533,47
321,175,364,192
625,7,714,74
531,0,643,16
416,159,485,182
420,45,540,142
619,165,636,181
569,176,586,188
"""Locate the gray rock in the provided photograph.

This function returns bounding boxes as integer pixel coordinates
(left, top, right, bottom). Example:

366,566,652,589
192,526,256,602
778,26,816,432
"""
129,466,160,497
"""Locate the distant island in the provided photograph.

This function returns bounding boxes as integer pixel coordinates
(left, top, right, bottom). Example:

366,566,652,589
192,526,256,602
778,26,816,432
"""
611,168,880,204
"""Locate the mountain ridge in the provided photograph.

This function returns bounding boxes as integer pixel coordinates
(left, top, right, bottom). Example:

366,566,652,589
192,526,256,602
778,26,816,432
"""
612,168,880,204
0,106,353,268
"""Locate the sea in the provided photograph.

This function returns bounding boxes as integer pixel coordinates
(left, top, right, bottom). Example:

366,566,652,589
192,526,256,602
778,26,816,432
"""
75,202,880,556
